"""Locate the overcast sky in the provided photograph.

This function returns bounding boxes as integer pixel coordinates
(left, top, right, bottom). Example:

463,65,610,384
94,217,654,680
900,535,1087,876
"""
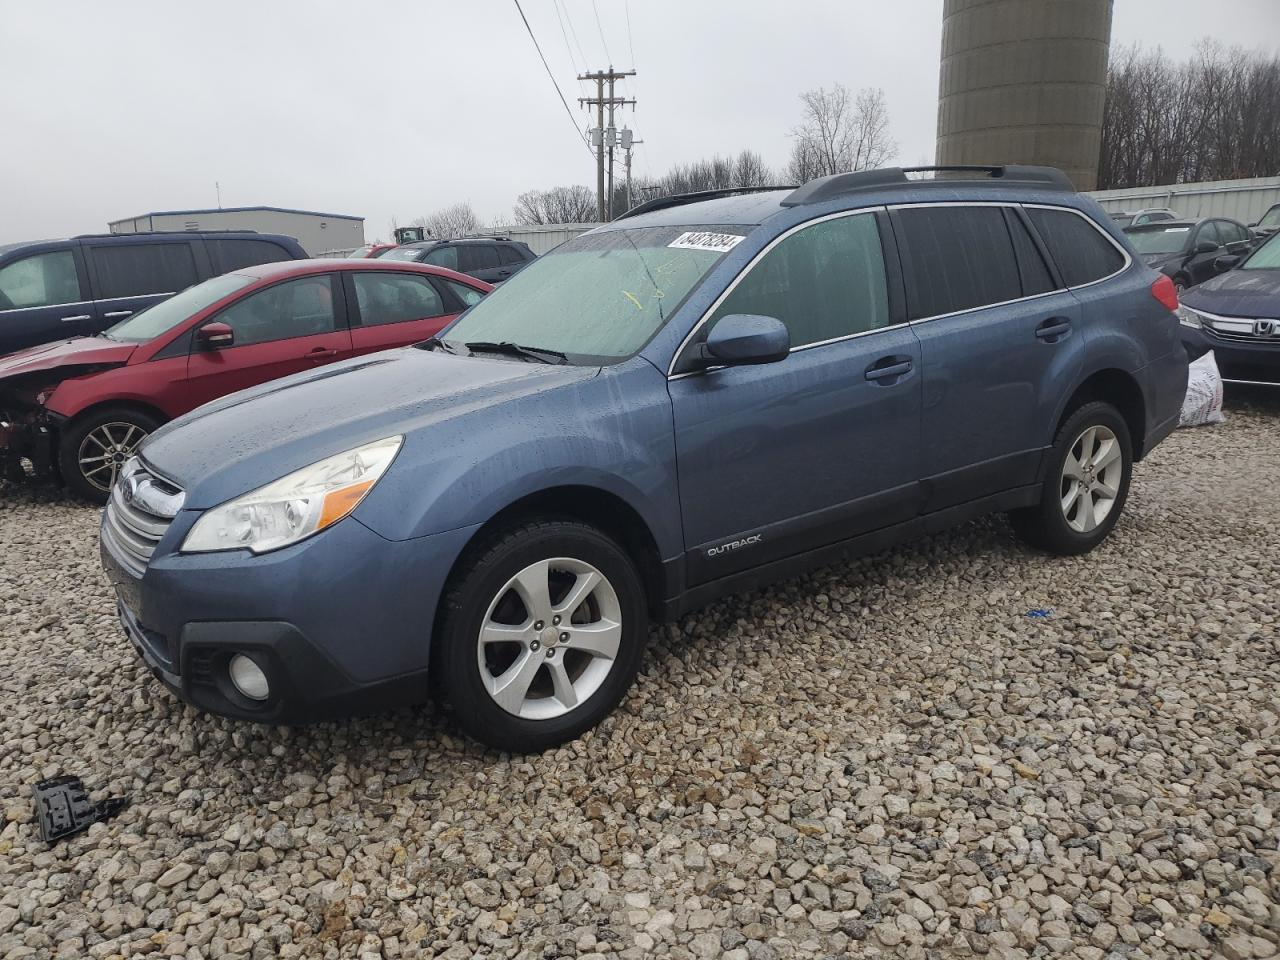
2,0,1277,245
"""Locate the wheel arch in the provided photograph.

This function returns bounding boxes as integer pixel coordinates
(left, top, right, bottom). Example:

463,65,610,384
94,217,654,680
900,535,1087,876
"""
1052,368,1148,460
442,484,670,621
63,398,170,429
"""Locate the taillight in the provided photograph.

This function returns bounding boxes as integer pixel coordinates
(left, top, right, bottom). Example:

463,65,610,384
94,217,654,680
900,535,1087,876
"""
1151,274,1179,312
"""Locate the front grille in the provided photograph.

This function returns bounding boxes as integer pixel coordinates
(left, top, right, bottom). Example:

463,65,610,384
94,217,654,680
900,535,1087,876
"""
101,461,184,576
1204,318,1280,344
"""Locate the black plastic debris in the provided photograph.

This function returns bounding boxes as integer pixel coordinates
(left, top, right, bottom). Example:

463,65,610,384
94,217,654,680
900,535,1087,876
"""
35,775,129,844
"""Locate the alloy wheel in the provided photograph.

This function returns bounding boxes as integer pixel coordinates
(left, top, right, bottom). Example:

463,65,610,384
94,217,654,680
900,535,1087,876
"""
78,422,148,493
476,557,622,720
1060,424,1124,534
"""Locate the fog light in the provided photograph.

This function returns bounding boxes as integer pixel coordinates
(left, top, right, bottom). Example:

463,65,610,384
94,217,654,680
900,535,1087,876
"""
228,654,270,701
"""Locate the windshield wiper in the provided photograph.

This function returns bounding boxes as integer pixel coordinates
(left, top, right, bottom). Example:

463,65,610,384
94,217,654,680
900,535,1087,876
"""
463,341,568,364
417,336,457,354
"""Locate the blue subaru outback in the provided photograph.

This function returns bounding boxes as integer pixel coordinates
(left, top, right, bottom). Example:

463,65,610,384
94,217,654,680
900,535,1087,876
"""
100,166,1188,751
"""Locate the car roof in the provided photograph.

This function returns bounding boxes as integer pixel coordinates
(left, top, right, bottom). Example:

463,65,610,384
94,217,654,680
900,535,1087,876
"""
226,259,487,284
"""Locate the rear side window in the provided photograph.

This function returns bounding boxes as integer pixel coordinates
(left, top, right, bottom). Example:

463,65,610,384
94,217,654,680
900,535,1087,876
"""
1006,212,1057,296
0,250,82,309
352,272,445,326
497,245,525,265
1026,208,1126,287
89,243,199,299
209,238,294,272
894,206,1022,319
709,212,889,348
459,245,499,272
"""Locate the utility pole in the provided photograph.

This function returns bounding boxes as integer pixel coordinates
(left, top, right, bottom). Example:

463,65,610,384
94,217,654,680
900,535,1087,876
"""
622,129,643,213
578,67,635,221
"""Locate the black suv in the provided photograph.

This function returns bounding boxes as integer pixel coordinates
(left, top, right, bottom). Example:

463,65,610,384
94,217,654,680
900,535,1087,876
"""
0,231,307,355
381,237,536,284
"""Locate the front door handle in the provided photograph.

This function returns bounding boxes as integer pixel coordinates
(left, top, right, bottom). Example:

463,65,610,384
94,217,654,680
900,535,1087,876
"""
864,357,913,382
306,348,339,360
61,314,92,323
103,310,133,319
1035,317,1072,342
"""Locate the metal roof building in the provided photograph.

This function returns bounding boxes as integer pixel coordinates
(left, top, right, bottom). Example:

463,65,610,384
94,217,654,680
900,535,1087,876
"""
108,205,365,256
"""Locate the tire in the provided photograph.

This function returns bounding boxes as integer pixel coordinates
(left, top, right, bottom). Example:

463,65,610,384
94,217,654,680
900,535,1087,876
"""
58,407,161,505
1010,401,1133,556
435,519,649,752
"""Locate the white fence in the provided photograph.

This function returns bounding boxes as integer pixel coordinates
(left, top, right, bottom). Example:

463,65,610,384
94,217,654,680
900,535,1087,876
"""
1088,176,1280,226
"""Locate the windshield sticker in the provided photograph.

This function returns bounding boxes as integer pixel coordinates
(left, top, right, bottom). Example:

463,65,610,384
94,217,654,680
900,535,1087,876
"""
668,231,745,253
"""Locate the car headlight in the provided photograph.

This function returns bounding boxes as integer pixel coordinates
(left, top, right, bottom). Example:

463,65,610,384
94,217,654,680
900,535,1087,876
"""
1176,305,1204,328
181,436,402,554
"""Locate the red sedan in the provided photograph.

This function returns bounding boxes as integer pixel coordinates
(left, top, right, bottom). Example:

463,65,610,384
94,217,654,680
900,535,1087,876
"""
0,260,490,502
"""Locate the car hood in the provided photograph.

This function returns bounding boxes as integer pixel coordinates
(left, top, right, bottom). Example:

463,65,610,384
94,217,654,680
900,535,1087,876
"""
142,347,599,508
1182,268,1280,318
0,336,135,382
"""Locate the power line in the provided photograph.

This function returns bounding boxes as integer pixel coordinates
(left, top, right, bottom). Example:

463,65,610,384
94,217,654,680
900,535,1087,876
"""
559,0,591,73
512,0,594,159
591,0,613,63
624,0,636,68
551,0,581,74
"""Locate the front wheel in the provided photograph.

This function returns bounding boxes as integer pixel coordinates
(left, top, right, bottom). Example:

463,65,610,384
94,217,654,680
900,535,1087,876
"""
1010,401,1133,556
58,407,161,504
435,519,649,752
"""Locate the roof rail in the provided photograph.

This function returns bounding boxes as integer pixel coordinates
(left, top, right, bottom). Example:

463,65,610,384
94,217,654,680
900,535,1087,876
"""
781,165,1074,207
615,185,797,221
74,229,263,240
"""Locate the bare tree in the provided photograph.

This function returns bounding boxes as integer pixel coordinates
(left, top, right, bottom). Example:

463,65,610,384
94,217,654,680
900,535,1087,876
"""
513,185,598,225
1099,42,1280,189
731,149,775,187
787,83,897,181
414,202,482,239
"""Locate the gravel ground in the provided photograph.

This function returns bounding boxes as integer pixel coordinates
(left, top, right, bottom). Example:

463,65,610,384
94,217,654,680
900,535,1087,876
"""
1,393,1278,960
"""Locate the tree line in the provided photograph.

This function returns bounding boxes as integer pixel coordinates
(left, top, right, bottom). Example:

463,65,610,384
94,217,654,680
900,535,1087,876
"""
1098,42,1280,189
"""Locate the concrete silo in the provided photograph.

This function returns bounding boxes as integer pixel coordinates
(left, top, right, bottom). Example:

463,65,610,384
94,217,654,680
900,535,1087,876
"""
936,0,1114,190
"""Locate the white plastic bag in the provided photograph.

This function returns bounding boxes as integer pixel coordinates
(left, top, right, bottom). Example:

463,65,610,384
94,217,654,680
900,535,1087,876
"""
1179,350,1226,427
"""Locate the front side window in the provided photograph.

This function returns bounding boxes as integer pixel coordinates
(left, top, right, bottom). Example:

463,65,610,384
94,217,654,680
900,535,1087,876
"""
442,225,738,363
107,273,255,342
0,250,82,309
1027,208,1126,287
1126,225,1192,256
212,275,337,347
353,272,445,326
1195,222,1224,249
895,206,1022,319
89,242,199,299
423,246,459,270
709,213,888,347
1242,232,1280,270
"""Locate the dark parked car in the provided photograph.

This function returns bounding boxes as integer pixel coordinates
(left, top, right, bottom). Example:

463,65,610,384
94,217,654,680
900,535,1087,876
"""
1124,218,1256,291
1178,229,1280,386
380,237,536,284
0,260,489,501
99,165,1186,751
0,232,307,356
1251,203,1280,238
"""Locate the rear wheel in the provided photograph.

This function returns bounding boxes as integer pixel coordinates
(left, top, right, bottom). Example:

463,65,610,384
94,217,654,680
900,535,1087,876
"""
1011,401,1132,556
58,407,161,504
435,519,648,752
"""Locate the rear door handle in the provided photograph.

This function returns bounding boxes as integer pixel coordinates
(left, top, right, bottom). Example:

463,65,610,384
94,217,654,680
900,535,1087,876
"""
1035,317,1072,341
103,310,133,319
61,314,92,323
865,357,913,382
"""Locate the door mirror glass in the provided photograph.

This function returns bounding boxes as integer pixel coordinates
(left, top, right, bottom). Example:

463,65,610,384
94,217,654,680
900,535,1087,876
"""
699,314,790,367
1214,254,1241,272
1195,240,1220,255
196,321,235,348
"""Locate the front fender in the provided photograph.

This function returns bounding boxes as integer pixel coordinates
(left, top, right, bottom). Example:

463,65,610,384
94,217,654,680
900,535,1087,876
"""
353,358,683,559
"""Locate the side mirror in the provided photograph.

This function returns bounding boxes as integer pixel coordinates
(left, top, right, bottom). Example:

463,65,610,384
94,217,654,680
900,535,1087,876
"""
697,314,790,367
1194,240,1220,255
196,321,235,349
1214,255,1241,272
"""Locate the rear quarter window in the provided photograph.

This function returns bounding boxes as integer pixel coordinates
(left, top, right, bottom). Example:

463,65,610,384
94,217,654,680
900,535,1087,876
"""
1026,208,1126,287
209,238,295,272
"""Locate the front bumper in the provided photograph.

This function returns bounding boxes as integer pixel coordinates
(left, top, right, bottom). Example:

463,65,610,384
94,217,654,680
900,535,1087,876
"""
1181,325,1280,385
101,510,481,723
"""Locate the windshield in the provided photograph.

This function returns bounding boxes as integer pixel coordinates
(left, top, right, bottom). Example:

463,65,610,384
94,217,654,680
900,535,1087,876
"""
106,273,255,342
441,225,741,363
1242,231,1280,270
1126,225,1190,255
381,246,426,262
1259,207,1280,229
